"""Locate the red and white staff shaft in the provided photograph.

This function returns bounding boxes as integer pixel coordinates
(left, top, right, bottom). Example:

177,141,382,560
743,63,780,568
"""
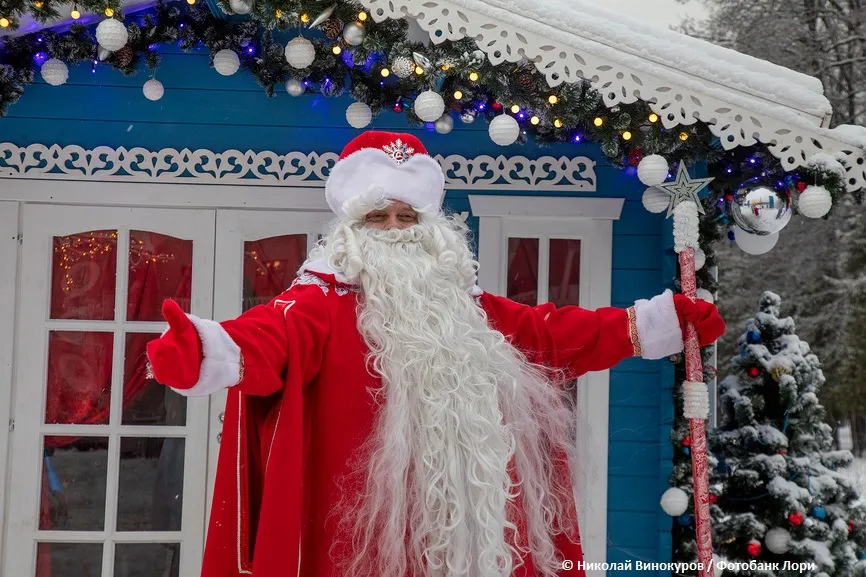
673,201,713,577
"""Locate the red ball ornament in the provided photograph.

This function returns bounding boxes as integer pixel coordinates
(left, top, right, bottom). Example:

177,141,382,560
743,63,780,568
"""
627,148,644,167
850,521,856,534
393,102,404,113
747,540,761,557
748,367,761,378
682,436,692,447
777,449,788,455
796,181,807,193
709,494,718,504
789,512,804,526
492,101,503,112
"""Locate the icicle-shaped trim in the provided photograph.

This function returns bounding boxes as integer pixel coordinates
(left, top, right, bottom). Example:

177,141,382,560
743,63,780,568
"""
682,380,709,419
673,202,700,254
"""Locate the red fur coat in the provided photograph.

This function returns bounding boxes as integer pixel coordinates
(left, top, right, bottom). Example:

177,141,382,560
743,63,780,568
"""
161,265,684,577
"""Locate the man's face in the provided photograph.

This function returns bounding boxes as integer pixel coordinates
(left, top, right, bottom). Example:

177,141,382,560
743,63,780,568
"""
363,201,419,230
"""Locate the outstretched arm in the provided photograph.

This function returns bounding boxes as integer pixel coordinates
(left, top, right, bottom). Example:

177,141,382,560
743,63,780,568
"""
480,290,723,378
146,283,330,397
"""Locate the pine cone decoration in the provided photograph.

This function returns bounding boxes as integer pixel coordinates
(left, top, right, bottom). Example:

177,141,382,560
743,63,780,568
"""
517,73,534,91
323,20,342,40
113,45,134,68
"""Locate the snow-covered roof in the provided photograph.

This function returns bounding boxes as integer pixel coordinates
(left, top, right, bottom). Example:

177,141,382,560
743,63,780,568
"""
362,0,866,191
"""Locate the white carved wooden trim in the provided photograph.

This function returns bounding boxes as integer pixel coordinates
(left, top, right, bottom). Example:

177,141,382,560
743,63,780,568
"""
0,143,597,191
358,0,866,193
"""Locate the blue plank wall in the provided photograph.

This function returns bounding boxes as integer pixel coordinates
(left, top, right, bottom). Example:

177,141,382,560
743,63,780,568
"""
0,33,677,575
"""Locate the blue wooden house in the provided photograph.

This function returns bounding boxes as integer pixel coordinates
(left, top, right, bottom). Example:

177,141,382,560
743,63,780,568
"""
0,0,864,575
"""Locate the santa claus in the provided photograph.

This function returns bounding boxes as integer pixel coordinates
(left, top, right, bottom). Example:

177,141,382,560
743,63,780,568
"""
146,131,724,577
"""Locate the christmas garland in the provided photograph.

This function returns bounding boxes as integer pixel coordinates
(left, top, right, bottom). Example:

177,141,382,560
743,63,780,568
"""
0,0,860,231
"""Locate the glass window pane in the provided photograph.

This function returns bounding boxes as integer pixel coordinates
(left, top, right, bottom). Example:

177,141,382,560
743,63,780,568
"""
507,238,539,306
127,231,193,321
46,331,113,426
115,543,180,577
51,230,118,320
40,437,108,531
548,239,581,307
243,234,307,312
122,333,187,426
117,437,185,531
36,542,102,577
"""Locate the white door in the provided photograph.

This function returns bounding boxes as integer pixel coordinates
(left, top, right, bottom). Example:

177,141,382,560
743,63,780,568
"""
476,213,615,574
5,205,215,577
206,210,332,508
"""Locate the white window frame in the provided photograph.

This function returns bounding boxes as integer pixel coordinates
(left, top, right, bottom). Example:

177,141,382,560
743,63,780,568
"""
3,205,215,577
0,202,20,564
208,209,332,517
470,195,624,575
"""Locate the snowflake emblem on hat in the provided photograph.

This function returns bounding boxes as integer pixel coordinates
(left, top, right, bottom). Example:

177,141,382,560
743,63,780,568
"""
383,139,415,164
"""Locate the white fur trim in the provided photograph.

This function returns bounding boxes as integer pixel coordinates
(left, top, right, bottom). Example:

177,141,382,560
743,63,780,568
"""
633,289,684,360
683,380,710,419
325,149,446,218
172,315,242,397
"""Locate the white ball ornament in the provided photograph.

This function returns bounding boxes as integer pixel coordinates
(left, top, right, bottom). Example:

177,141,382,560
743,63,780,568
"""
735,229,779,255
696,289,714,304
414,90,445,122
798,185,832,218
434,113,454,135
96,18,129,52
285,37,316,69
637,154,669,186
285,78,305,97
641,187,669,214
142,78,164,101
228,0,253,14
489,114,520,146
40,59,69,86
764,527,792,554
660,487,689,516
346,102,372,129
213,49,240,76
694,248,706,271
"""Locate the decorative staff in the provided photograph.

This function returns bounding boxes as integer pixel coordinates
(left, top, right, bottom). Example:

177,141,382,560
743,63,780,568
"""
658,163,716,577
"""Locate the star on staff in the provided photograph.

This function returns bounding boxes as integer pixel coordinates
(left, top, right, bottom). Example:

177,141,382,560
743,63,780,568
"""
657,163,714,218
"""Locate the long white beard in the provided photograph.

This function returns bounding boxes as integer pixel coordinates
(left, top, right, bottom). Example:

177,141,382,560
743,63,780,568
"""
315,212,578,577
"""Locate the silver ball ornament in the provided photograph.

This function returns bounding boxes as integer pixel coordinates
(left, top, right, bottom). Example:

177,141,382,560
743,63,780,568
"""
228,0,253,14
413,90,445,122
285,78,305,97
285,36,316,69
342,22,366,47
434,113,454,135
96,18,129,52
142,78,164,101
731,186,791,235
40,59,69,86
391,56,414,78
213,49,241,76
460,110,476,124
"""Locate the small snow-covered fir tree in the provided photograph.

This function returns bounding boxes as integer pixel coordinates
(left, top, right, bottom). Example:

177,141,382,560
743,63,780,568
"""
709,291,866,575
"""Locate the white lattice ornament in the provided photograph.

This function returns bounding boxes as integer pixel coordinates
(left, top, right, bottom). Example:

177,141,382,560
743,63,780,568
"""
0,143,598,192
